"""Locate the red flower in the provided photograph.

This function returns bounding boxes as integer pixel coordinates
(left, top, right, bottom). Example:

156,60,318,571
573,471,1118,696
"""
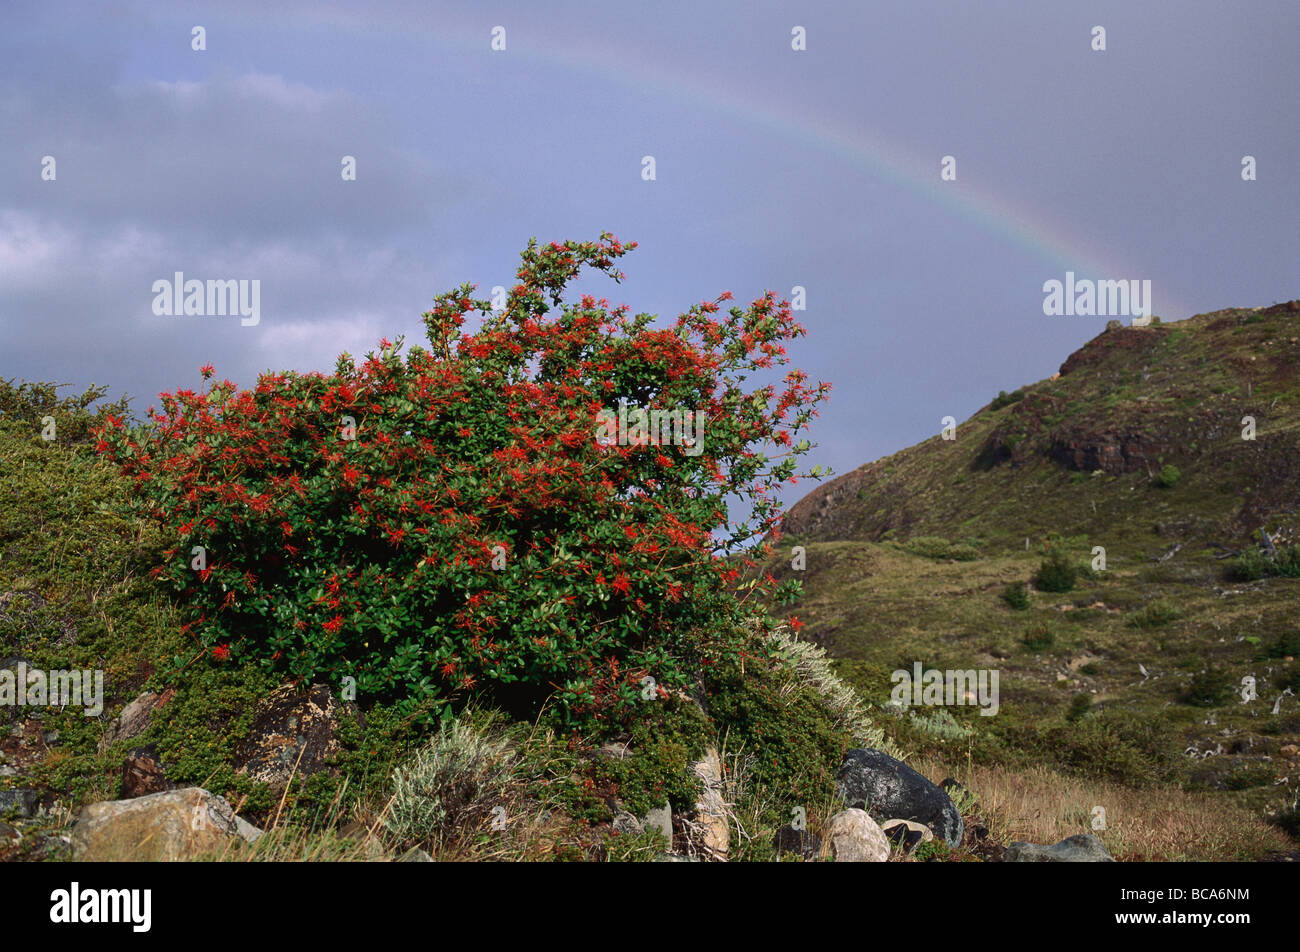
789,616,806,632
211,644,230,661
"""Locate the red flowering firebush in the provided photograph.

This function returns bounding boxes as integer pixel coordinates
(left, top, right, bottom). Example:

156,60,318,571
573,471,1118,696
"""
94,234,829,725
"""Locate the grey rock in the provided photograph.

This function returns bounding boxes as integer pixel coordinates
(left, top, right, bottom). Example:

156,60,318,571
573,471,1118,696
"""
396,847,433,862
97,690,170,753
642,803,672,846
836,748,964,847
0,788,39,818
1005,833,1115,862
612,810,644,835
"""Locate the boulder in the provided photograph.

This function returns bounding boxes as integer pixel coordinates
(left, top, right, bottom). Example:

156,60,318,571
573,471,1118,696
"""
642,803,672,846
836,748,963,847
1005,833,1115,862
232,682,344,787
70,787,262,861
689,747,729,861
0,788,39,819
818,808,890,862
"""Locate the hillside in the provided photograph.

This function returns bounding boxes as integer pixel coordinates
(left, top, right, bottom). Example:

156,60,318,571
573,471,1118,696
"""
784,303,1300,548
759,302,1300,856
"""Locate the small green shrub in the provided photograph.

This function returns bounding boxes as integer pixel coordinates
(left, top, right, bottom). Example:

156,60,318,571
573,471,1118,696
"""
1180,668,1230,707
911,838,950,861
1233,544,1300,581
1075,561,1100,581
1128,599,1181,629
1155,464,1181,488
1234,546,1273,581
1000,581,1030,610
1277,546,1300,578
989,389,1025,411
1275,666,1300,694
1065,693,1092,722
1035,549,1077,593
904,537,980,562
1022,623,1055,651
594,697,709,816
1265,632,1300,659
999,710,1181,786
1223,764,1275,791
905,536,953,559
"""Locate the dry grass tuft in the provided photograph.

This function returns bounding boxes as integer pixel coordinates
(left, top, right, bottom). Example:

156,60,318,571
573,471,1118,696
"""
912,755,1294,861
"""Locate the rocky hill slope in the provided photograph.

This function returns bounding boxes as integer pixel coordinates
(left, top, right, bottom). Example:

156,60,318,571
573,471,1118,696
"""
757,302,1300,857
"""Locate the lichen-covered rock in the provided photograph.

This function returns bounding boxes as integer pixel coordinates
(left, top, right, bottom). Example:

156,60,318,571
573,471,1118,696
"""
232,682,343,787
1005,833,1115,862
819,809,889,862
120,745,169,799
0,788,39,818
70,787,262,861
836,748,963,847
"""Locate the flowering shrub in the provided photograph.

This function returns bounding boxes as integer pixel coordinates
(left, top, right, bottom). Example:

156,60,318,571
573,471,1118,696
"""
94,234,829,725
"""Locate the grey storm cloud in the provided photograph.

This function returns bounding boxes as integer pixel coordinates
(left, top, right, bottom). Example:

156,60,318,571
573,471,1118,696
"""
0,12,474,411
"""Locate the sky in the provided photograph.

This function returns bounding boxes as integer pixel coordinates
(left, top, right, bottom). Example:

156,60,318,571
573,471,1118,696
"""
2,0,1297,515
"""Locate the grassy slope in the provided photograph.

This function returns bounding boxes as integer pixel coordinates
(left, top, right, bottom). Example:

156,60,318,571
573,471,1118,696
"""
759,303,1300,858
